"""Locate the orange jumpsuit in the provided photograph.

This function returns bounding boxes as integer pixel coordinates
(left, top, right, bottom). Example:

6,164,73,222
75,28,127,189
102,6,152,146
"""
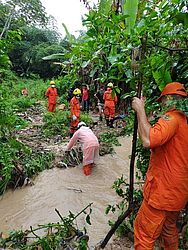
45,87,57,112
103,88,117,124
70,96,80,135
134,109,188,250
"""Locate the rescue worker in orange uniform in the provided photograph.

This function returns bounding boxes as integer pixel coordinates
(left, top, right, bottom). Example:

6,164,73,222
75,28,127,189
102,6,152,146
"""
103,82,117,128
132,82,188,250
45,81,58,112
70,88,81,137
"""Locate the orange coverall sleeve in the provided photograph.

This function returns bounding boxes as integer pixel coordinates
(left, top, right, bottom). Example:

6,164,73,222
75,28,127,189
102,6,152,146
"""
70,98,80,118
149,113,178,149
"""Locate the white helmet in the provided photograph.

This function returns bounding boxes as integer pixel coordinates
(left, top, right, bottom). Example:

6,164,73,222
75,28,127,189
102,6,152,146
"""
77,122,86,129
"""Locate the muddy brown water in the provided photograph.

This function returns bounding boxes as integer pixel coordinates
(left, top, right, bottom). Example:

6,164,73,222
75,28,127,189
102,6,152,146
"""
0,136,133,249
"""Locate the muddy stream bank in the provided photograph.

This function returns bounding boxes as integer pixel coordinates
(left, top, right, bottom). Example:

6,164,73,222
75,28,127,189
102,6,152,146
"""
0,136,133,249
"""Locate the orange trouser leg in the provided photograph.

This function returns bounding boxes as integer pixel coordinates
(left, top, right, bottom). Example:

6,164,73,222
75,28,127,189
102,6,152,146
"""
48,103,56,112
109,106,115,120
83,164,91,176
160,210,179,250
134,200,164,250
104,106,110,119
134,200,179,250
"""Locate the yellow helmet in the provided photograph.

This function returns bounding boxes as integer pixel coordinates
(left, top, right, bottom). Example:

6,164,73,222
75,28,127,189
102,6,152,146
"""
50,81,55,85
73,88,81,95
107,82,113,88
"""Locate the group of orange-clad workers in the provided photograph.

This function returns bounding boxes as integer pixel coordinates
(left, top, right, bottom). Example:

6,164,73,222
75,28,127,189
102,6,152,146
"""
44,81,118,177
45,81,118,133
45,79,188,250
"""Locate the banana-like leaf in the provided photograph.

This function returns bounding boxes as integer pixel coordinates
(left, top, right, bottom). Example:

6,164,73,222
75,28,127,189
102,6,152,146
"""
152,70,172,91
99,0,112,14
151,56,172,91
42,53,65,60
62,23,75,43
122,0,138,34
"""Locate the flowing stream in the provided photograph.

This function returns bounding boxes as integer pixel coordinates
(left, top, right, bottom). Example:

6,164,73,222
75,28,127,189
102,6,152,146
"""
0,136,132,248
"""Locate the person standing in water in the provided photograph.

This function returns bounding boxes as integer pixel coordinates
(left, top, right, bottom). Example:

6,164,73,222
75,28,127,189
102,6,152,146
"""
65,122,99,176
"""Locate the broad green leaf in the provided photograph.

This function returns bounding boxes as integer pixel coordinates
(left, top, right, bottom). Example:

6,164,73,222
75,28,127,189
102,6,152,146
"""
152,70,172,91
115,86,120,94
122,0,139,34
42,54,65,60
175,13,188,28
151,56,172,91
99,0,112,14
105,204,112,214
86,215,91,225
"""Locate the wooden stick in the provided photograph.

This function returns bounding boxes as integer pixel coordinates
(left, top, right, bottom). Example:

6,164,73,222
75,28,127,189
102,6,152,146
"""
100,35,147,249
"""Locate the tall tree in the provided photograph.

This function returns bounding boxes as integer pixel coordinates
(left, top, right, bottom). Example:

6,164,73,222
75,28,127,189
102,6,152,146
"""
0,0,48,39
9,26,64,78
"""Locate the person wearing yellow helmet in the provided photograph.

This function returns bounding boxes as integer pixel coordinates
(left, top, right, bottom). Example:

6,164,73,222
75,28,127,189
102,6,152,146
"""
107,82,113,88
69,88,82,137
103,82,117,128
45,80,58,112
73,88,81,95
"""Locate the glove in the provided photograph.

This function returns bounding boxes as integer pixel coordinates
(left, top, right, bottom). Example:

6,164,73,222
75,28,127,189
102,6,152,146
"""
72,115,77,121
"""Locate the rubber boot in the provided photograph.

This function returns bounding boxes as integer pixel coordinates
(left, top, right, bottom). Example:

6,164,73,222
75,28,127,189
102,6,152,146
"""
109,119,114,128
106,119,110,127
83,164,91,176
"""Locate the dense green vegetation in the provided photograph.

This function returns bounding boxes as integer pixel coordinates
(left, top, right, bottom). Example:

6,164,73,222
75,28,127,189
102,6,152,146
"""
0,0,188,248
0,204,92,249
